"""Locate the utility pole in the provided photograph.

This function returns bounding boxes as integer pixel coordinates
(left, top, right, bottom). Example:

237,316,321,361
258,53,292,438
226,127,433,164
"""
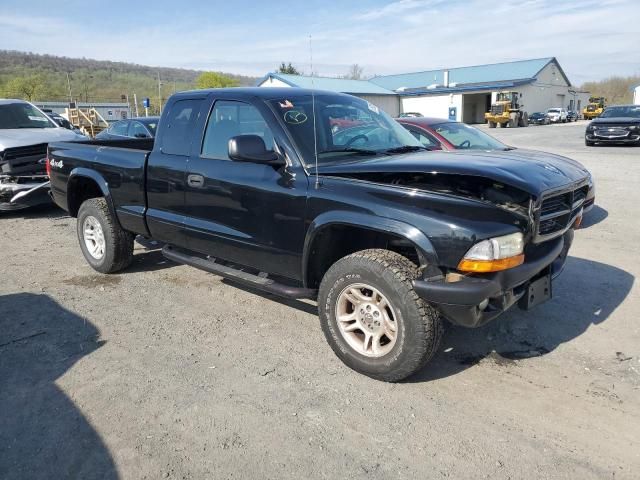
133,93,140,117
157,72,163,115
66,72,73,103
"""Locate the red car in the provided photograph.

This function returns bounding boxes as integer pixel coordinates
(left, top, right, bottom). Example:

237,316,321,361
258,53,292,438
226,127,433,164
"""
396,117,511,151
397,117,596,213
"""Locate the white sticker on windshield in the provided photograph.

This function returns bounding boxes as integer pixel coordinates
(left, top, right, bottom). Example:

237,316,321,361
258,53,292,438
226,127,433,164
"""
28,115,48,121
367,102,379,114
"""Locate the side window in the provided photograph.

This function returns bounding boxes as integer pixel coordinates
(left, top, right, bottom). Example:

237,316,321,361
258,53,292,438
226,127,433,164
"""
408,127,439,148
129,121,149,138
110,121,128,136
161,99,202,155
201,100,274,160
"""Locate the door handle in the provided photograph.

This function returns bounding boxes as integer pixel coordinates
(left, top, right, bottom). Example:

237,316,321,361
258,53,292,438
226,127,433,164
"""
187,174,204,188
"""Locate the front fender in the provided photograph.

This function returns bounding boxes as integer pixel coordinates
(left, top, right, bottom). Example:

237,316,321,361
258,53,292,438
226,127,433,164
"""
302,210,439,286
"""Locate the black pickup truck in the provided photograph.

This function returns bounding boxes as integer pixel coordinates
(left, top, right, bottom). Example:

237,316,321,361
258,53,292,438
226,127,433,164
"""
48,88,591,381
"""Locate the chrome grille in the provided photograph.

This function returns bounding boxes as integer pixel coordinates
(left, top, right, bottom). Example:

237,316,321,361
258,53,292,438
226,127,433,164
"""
0,143,48,175
535,185,589,241
1,143,47,161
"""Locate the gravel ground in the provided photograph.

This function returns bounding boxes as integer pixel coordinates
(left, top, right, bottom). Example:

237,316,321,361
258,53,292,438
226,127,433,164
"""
1,121,639,479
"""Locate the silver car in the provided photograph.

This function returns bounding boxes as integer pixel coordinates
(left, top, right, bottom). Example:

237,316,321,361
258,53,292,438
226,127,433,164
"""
0,99,85,210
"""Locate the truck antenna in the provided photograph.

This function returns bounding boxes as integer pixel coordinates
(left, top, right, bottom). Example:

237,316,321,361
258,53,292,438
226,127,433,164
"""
309,34,320,189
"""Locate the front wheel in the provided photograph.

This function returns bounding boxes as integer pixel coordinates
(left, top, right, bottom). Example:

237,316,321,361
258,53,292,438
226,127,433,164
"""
77,198,134,273
318,249,443,382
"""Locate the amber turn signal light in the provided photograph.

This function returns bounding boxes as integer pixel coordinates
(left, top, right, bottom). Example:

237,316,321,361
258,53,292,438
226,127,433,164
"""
457,254,525,273
573,215,583,228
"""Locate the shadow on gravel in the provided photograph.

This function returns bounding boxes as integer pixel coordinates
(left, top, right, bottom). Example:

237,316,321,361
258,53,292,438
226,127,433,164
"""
127,249,176,273
581,205,608,229
0,293,118,480
0,203,66,220
408,256,634,383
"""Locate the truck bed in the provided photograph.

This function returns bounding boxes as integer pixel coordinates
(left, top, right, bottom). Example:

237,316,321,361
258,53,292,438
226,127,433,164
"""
48,138,155,236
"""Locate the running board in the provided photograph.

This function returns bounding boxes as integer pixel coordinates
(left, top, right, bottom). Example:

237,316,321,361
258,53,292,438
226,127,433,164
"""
162,245,317,300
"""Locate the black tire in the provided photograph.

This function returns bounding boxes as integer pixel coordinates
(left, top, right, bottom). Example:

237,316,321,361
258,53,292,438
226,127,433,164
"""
585,139,595,147
318,249,443,382
76,198,134,273
488,121,497,128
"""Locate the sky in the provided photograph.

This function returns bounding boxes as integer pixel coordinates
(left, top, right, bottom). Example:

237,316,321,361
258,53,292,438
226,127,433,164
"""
1,0,639,84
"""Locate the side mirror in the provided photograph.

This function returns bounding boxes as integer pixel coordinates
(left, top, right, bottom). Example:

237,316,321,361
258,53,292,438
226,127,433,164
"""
228,135,284,166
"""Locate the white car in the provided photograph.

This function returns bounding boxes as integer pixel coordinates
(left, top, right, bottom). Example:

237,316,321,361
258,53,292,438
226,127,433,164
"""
0,99,86,210
546,107,568,123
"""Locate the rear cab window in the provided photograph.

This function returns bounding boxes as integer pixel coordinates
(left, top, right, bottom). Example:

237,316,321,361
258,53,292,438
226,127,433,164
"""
161,99,203,155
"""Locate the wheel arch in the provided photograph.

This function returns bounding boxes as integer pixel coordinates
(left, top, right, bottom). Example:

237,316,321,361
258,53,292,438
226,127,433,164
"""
302,211,439,289
67,168,120,228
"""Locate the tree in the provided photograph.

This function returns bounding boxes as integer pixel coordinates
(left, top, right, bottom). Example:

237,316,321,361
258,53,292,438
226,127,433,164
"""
4,74,49,100
196,71,239,89
278,62,300,75
347,64,364,80
581,75,640,105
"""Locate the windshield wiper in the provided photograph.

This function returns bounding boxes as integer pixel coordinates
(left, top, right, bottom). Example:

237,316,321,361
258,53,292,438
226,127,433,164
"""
318,148,382,156
384,145,429,154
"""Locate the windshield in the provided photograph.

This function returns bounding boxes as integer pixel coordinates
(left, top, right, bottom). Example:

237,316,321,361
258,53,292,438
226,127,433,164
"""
431,122,508,150
268,94,422,166
531,112,545,117
141,120,158,134
547,109,560,113
599,106,640,118
0,102,57,129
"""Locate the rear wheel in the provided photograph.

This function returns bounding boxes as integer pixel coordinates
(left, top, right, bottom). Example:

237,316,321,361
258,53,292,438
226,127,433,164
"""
318,249,443,382
77,198,134,273
488,121,497,128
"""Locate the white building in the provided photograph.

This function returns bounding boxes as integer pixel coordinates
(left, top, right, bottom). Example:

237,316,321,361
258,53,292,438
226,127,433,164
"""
370,57,590,123
257,73,400,116
258,57,590,123
34,101,131,121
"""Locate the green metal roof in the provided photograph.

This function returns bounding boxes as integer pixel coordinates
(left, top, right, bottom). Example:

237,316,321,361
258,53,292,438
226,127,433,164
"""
369,57,569,91
258,73,397,95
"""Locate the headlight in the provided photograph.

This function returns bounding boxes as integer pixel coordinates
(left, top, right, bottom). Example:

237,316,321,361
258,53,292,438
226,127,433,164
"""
586,125,595,131
458,232,524,273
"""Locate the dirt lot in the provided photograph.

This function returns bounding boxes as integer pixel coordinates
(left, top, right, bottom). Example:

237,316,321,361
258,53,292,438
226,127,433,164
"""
1,121,639,479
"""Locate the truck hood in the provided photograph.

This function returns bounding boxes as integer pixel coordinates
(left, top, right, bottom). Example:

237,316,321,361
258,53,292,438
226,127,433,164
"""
0,128,85,151
315,149,589,198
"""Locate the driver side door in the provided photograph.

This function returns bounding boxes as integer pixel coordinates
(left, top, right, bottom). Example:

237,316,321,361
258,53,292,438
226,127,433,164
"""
183,96,309,280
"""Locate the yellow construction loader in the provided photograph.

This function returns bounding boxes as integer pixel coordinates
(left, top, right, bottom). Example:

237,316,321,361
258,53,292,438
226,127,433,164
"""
485,92,528,128
582,97,606,120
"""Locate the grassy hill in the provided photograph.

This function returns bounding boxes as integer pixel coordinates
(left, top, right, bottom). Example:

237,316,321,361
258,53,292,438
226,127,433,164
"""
0,50,258,113
581,75,640,105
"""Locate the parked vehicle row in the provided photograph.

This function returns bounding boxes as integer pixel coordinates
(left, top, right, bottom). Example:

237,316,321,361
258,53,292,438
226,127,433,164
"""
46,87,594,381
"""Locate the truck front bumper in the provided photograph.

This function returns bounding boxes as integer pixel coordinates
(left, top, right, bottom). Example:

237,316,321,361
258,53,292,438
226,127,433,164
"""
413,231,572,328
